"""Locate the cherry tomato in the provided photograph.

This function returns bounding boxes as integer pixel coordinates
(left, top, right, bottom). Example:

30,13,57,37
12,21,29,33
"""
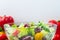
48,20,60,40
8,16,14,25
0,15,14,30
48,20,57,24
0,32,8,40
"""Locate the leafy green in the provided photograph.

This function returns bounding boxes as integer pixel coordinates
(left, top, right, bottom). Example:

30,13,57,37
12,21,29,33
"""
0,27,3,31
37,21,50,32
18,27,28,38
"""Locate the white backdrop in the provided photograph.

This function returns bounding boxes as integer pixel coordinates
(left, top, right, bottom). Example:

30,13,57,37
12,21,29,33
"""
0,0,60,23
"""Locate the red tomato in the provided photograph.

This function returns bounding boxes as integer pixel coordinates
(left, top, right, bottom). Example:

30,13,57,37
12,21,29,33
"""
0,15,14,30
54,21,60,40
0,32,8,40
0,16,5,30
53,34,60,40
48,20,57,24
8,16,14,25
48,20,60,40
4,15,9,24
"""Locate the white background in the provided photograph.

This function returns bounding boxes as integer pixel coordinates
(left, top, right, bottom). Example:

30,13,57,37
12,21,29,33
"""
0,0,60,23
